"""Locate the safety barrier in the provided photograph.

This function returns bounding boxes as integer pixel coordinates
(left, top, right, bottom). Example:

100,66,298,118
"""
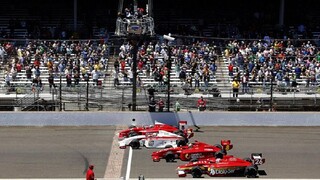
0,111,319,126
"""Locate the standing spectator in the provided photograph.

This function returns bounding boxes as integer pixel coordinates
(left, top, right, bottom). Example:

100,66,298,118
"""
120,59,126,73
157,98,165,112
26,66,32,80
5,72,11,93
33,57,40,67
294,64,301,79
113,69,119,87
209,62,217,75
305,70,310,87
16,62,22,73
242,74,249,94
10,66,17,80
48,73,55,93
194,72,200,89
92,68,101,86
86,165,95,180
114,59,120,72
74,71,80,86
197,96,206,111
147,86,155,101
228,63,234,77
148,97,156,112
175,100,181,112
66,73,72,87
203,72,210,91
284,73,290,87
179,69,187,84
137,59,144,73
32,76,43,91
186,74,192,87
34,66,41,78
232,78,240,97
137,75,143,93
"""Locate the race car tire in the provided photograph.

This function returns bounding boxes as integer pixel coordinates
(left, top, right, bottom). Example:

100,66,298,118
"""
191,166,202,178
214,150,224,159
177,139,187,147
128,131,138,137
165,145,173,148
129,139,140,149
244,166,258,178
165,152,175,162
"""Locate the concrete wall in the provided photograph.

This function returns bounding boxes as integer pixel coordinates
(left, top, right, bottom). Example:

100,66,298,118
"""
0,111,319,126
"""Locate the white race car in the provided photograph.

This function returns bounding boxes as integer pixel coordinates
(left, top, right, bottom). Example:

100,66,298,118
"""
118,130,187,149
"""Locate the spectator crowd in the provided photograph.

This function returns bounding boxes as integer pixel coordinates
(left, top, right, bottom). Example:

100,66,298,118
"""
0,40,109,92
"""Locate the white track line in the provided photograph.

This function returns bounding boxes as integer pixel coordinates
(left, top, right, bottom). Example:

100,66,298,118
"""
125,147,133,180
104,126,127,179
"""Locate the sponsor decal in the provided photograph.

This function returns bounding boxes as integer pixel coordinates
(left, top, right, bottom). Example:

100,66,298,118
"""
185,153,189,159
209,168,235,175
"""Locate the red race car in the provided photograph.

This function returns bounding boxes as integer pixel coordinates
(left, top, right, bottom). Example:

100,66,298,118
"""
118,120,193,140
176,153,266,178
151,140,233,162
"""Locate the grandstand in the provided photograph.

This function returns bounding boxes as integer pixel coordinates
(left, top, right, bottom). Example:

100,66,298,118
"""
0,0,320,111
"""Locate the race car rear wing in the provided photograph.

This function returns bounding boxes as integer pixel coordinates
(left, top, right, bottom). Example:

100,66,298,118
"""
251,153,265,165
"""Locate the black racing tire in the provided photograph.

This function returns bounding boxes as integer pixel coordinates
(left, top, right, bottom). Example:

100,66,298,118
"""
165,145,173,148
245,166,258,178
128,131,138,137
191,166,202,178
165,152,175,162
129,139,140,149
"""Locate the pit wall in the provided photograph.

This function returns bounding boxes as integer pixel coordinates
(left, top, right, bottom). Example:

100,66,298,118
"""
0,111,319,126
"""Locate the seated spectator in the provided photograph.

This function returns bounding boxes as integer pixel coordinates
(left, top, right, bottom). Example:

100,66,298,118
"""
197,96,206,111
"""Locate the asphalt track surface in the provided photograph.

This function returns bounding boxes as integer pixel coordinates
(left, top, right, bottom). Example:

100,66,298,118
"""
0,126,319,179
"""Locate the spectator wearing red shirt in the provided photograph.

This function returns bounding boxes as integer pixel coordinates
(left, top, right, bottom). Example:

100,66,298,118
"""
197,96,206,111
16,62,22,72
120,60,126,73
137,60,144,73
86,165,95,180
34,57,40,67
157,98,165,112
228,63,234,77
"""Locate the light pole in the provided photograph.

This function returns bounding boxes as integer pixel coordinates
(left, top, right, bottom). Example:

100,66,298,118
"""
163,34,175,112
59,73,62,111
84,73,89,111
270,74,274,111
130,39,139,111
